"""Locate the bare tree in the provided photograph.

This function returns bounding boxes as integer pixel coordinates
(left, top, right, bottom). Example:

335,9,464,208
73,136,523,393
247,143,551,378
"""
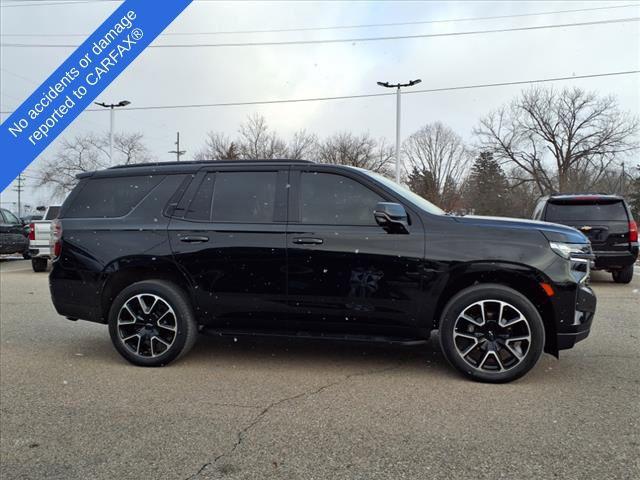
113,133,151,164
475,86,639,194
38,132,150,198
38,135,105,198
193,132,239,160
90,132,150,165
238,114,288,159
288,129,318,160
316,132,393,174
404,122,470,210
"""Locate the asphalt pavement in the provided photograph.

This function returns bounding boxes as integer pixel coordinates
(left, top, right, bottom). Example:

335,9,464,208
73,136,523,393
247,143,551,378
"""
1,258,638,479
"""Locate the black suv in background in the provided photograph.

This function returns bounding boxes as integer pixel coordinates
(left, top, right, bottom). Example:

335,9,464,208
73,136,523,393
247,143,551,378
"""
533,194,638,283
50,160,596,383
0,208,28,258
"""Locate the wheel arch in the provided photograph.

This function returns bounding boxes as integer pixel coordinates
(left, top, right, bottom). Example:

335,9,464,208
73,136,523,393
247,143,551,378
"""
430,262,558,356
99,257,194,324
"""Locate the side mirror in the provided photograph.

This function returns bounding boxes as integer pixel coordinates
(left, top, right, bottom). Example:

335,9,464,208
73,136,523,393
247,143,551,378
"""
373,202,409,234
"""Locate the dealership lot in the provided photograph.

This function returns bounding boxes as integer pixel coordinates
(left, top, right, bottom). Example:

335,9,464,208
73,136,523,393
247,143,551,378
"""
1,259,638,480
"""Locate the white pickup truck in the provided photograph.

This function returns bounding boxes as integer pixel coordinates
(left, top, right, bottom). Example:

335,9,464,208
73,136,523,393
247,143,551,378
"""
28,206,61,272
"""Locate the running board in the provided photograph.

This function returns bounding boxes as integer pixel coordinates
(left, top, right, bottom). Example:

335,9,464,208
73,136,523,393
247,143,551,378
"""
201,328,429,346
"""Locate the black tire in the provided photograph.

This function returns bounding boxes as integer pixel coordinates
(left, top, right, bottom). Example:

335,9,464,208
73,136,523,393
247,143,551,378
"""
31,257,47,272
612,265,633,284
439,284,545,383
22,251,31,260
108,280,198,367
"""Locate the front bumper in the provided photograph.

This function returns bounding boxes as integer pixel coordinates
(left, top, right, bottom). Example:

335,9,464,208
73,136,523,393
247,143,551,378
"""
557,284,596,350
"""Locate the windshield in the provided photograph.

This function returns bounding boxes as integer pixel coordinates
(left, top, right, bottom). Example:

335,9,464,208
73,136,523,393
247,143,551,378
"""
350,167,445,215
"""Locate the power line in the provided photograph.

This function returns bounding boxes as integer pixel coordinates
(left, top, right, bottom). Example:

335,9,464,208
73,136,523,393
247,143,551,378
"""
3,70,637,115
2,4,637,36
2,16,639,48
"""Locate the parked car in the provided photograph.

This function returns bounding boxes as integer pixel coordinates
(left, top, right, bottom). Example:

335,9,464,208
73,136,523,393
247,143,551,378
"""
28,205,61,272
0,208,29,258
50,160,596,383
20,214,43,238
533,194,638,283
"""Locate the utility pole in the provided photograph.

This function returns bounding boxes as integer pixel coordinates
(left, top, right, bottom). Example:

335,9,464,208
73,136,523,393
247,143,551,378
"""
93,100,131,161
376,79,422,184
169,132,186,161
621,162,625,195
13,174,24,217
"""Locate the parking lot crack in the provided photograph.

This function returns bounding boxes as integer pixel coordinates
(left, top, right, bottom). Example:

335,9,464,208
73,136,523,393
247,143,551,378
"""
185,363,401,479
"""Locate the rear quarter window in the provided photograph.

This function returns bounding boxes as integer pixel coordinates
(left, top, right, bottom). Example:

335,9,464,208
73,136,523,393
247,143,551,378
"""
63,175,165,218
44,206,61,220
545,201,628,222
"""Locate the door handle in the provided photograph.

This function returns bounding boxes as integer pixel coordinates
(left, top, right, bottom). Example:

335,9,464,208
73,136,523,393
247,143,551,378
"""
180,235,209,243
292,237,324,245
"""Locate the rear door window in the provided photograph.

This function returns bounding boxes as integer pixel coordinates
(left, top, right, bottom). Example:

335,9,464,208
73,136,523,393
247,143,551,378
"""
212,172,277,223
545,201,628,222
64,175,164,218
185,173,215,221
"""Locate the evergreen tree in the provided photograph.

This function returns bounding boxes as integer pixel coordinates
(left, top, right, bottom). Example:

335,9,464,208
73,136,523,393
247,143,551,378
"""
464,152,509,216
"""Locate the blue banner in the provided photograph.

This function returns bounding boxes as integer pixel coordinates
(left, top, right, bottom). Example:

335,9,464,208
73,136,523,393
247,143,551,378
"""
0,0,193,192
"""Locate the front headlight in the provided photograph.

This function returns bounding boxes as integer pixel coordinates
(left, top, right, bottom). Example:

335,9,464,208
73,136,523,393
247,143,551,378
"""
549,242,593,284
549,242,586,259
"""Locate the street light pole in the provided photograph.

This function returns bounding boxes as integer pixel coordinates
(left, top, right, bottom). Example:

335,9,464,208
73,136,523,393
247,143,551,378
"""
109,105,115,161
377,79,421,184
94,100,131,161
395,86,401,184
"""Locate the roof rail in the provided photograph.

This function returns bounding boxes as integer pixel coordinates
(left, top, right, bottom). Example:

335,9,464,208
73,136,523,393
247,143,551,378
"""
108,159,314,169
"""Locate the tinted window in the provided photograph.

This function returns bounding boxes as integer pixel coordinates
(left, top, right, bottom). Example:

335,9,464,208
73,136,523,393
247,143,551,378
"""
3,210,20,224
300,172,382,225
44,206,61,220
64,175,164,218
212,172,277,223
185,174,214,221
354,168,444,215
545,201,628,222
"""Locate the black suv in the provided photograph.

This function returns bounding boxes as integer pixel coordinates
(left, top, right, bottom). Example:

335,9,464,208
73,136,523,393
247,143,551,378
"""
533,194,638,283
50,160,596,383
0,208,28,258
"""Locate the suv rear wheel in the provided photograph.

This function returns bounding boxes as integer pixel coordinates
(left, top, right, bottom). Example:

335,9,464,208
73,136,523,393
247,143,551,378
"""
31,257,47,272
108,280,198,367
439,284,545,383
612,265,634,284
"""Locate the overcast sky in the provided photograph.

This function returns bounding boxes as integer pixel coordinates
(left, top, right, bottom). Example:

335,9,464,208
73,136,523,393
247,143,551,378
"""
1,0,639,208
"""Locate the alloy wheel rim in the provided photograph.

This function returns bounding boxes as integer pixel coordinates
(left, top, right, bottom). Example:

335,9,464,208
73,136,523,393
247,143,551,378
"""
117,294,177,358
453,299,531,373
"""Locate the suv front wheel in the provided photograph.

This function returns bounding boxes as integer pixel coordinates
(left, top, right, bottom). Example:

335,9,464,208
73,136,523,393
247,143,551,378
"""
108,280,198,367
439,284,545,383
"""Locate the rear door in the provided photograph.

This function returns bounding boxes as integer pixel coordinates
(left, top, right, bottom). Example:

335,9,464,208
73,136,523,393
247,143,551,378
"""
543,199,630,252
168,167,289,329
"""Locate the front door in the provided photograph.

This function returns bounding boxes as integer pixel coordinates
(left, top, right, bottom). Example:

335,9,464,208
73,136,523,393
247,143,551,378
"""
168,168,289,329
286,168,425,336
